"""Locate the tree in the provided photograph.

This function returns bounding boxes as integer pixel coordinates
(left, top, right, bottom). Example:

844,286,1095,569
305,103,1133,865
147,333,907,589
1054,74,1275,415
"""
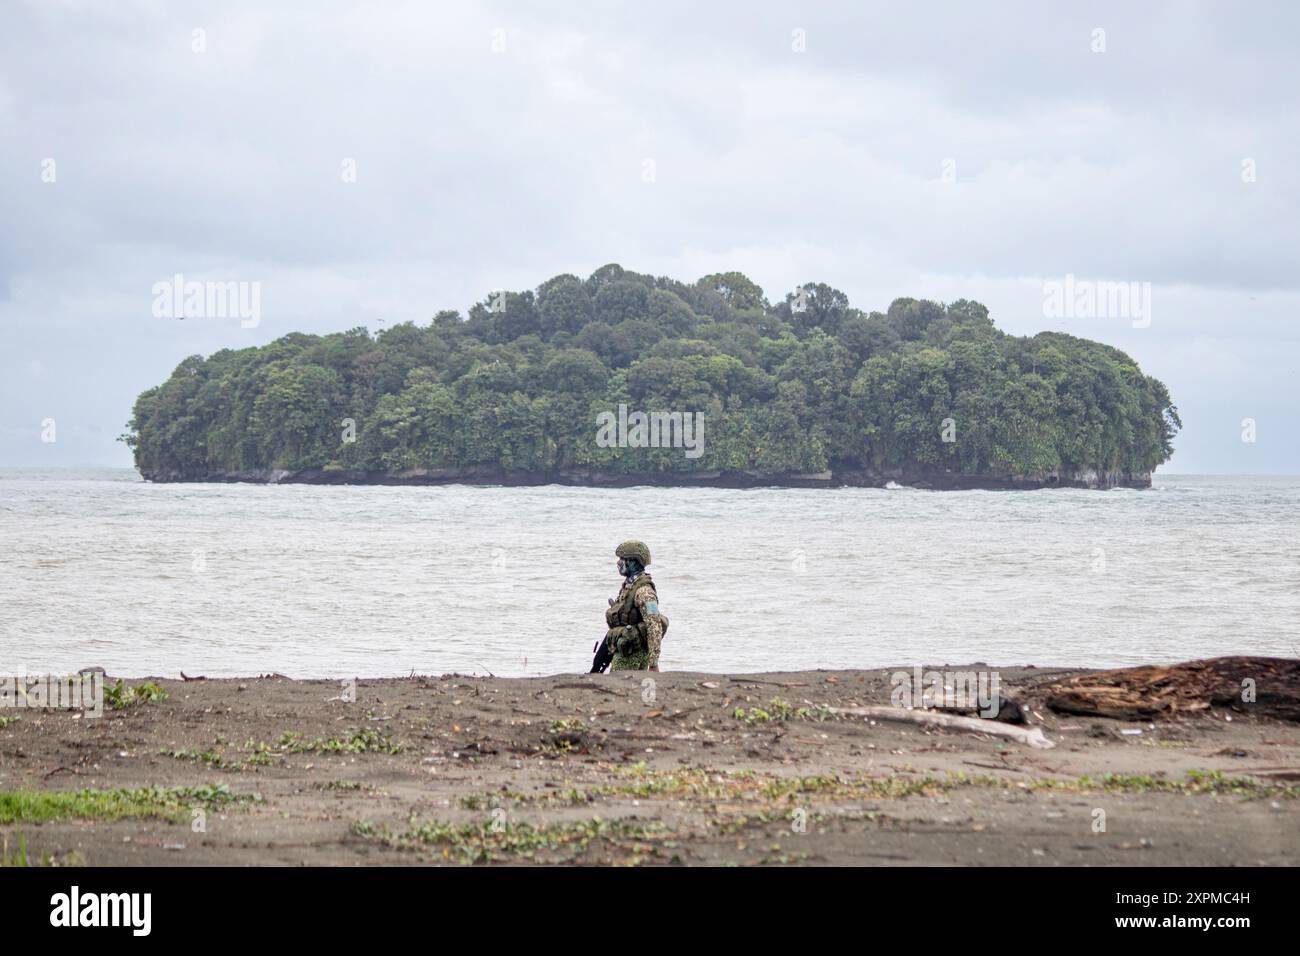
126,268,1180,483
695,271,767,311
782,282,851,337
593,280,650,325
887,297,946,341
538,279,594,338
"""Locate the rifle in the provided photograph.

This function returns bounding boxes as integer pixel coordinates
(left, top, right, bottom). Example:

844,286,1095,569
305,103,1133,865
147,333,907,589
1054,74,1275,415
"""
590,633,613,674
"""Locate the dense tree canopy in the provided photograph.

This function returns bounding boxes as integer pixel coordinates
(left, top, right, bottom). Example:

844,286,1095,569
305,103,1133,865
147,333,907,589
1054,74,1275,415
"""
126,266,1179,482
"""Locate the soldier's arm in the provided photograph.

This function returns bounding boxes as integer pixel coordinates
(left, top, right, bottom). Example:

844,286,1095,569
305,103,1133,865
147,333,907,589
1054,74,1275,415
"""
633,585,663,671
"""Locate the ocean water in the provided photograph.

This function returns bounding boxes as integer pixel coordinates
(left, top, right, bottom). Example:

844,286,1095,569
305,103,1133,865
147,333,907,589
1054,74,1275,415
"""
0,469,1296,678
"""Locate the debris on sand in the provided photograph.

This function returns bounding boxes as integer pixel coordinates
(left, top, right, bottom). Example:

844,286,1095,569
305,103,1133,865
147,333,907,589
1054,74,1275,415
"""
824,705,1055,749
1037,657,1300,722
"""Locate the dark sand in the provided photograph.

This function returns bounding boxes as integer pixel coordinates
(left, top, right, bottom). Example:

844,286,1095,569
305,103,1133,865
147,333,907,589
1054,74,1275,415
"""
2,666,1296,866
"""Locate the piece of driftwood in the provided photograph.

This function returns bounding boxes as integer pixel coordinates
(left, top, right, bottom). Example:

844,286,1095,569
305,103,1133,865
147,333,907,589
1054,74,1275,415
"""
1038,657,1300,722
825,705,1055,749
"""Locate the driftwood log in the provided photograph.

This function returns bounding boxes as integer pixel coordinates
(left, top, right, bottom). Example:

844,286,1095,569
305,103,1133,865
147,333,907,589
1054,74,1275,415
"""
1037,656,1300,722
825,705,1055,749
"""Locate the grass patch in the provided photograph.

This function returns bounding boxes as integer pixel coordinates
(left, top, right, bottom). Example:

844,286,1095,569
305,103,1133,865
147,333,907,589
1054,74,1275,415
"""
352,816,669,864
733,697,831,726
0,783,256,824
274,728,404,755
464,765,943,807
600,764,938,801
468,765,1299,810
159,729,403,772
105,680,169,710
1,833,85,867
1016,769,1299,799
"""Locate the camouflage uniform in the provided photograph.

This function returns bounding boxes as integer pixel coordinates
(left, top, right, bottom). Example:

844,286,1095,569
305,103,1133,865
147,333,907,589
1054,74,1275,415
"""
606,572,666,671
604,540,667,671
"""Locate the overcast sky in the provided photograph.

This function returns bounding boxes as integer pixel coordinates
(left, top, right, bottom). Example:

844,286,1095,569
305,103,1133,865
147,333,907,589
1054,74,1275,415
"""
1,0,1296,473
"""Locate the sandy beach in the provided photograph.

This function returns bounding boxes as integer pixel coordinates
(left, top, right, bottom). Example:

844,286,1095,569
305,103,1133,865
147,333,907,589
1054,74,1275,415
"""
1,665,1296,866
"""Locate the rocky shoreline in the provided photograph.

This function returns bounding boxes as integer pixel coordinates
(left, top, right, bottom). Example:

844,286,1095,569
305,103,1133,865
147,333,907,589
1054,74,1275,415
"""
138,465,1152,490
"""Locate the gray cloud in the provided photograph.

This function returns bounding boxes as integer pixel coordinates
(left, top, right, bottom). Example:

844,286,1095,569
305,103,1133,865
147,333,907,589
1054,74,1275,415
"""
1,0,1296,472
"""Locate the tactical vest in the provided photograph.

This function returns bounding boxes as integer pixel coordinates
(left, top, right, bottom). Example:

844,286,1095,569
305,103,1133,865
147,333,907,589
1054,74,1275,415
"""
606,573,667,645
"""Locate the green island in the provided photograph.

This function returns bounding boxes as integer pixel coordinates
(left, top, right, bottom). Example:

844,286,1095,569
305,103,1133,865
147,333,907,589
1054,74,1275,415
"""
125,265,1179,489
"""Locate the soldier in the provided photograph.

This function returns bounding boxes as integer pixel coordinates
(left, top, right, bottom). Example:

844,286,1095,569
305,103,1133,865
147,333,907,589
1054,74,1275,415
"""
604,540,667,671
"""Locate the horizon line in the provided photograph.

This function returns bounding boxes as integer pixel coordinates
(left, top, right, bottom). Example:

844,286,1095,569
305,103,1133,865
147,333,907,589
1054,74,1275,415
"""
2,466,1299,479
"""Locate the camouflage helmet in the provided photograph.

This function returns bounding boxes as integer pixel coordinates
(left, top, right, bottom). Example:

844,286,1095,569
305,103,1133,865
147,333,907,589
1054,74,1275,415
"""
615,539,651,566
